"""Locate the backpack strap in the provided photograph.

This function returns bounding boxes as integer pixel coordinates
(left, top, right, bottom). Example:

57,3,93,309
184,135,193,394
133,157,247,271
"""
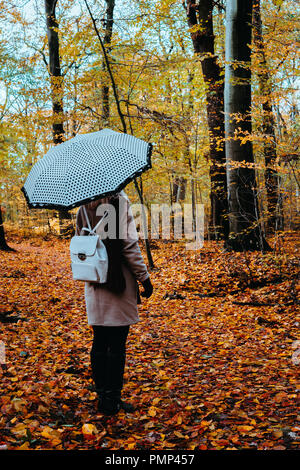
82,206,108,236
82,206,92,232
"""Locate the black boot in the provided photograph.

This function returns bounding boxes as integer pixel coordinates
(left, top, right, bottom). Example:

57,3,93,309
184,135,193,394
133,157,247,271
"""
97,391,135,415
97,351,135,415
90,349,117,414
97,390,121,415
90,349,106,397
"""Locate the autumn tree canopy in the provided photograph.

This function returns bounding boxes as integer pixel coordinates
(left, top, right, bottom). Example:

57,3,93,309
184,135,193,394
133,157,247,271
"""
0,0,298,242
0,0,299,453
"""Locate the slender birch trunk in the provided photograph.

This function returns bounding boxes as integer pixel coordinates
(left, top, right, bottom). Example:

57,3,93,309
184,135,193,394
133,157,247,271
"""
84,0,154,268
253,0,283,232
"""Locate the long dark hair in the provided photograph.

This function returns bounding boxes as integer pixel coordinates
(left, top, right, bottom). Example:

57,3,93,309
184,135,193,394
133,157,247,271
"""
101,194,126,294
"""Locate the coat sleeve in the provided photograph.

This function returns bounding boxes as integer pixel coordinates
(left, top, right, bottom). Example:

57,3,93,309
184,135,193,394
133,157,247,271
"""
120,195,150,283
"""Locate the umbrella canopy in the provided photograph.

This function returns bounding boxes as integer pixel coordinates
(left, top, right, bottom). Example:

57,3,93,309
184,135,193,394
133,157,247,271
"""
21,128,152,210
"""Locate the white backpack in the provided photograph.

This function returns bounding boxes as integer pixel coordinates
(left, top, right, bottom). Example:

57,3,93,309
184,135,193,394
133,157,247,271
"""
70,206,108,283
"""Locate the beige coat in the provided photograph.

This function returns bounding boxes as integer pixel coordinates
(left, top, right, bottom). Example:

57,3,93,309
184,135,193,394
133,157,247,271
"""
75,191,149,326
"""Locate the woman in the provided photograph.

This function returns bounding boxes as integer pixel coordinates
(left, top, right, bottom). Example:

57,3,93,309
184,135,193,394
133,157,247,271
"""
76,190,153,416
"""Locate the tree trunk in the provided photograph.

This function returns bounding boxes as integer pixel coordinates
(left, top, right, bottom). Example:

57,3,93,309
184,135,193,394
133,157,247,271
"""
133,178,154,269
101,0,115,126
172,176,187,203
224,0,270,251
45,0,71,235
0,206,14,251
253,0,283,232
45,0,64,145
185,0,228,240
84,0,154,268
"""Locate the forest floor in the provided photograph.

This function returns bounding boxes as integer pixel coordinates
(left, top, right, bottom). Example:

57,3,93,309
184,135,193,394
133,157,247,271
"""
0,231,299,451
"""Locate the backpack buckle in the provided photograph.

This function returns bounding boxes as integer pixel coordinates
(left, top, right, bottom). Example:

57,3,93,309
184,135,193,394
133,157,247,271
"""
78,253,86,261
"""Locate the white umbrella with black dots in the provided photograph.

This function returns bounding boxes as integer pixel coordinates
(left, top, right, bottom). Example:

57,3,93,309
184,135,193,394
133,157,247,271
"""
21,128,152,210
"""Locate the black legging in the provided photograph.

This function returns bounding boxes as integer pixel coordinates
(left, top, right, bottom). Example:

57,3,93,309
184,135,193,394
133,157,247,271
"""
91,325,129,355
91,325,130,395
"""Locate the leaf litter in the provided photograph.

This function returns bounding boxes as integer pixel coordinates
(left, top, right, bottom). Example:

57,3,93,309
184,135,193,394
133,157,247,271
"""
0,233,299,450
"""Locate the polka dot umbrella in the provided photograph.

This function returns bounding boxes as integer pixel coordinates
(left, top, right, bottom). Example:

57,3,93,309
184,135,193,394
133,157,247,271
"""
21,129,152,210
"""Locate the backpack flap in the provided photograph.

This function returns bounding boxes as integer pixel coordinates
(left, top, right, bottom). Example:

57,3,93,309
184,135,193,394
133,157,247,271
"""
70,235,99,258
70,235,108,283
70,235,99,282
